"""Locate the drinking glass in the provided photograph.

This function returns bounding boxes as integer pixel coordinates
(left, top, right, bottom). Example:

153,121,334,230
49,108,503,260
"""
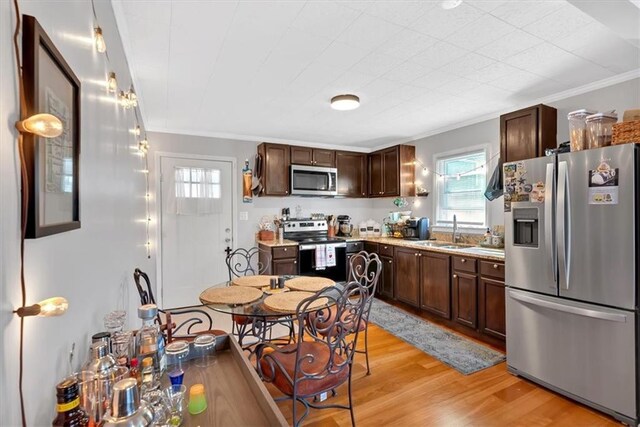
77,371,100,425
162,384,187,425
193,334,216,368
166,341,189,387
104,310,127,334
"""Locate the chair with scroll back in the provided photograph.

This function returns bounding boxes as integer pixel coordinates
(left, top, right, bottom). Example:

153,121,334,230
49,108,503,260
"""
225,247,294,349
133,268,223,343
256,281,368,426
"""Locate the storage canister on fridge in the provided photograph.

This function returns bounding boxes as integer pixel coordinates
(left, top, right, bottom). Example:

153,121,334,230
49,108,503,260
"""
586,112,618,149
567,109,596,151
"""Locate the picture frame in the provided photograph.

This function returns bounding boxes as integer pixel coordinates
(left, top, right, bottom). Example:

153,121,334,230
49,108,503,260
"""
22,15,81,238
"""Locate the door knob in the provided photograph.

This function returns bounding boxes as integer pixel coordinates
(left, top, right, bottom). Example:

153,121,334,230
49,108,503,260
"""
493,264,499,269
414,253,418,256
283,248,287,251
225,238,231,243
388,260,392,264
453,274,458,278
418,253,422,257
293,260,297,264
461,258,466,263
225,228,231,233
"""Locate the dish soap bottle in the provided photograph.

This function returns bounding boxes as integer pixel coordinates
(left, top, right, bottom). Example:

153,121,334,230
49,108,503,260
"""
483,228,492,246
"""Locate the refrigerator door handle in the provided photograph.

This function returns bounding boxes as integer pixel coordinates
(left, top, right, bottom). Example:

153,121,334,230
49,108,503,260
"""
557,161,570,289
544,163,556,283
508,290,628,323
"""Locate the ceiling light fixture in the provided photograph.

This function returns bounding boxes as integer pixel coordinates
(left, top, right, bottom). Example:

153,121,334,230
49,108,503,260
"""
331,94,360,111
15,113,63,138
441,0,462,10
107,72,117,93
94,26,106,53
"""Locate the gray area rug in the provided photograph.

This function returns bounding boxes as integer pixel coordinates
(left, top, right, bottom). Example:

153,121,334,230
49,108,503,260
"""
368,298,506,375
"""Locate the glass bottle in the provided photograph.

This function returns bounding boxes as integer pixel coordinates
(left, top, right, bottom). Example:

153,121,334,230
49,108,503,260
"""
135,304,166,376
129,358,141,387
52,378,90,427
141,357,158,393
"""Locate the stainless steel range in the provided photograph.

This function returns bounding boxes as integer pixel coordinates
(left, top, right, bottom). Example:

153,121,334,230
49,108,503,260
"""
283,219,347,282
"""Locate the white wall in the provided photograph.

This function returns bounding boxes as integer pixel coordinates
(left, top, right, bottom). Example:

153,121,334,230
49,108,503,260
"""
408,77,640,228
0,1,151,425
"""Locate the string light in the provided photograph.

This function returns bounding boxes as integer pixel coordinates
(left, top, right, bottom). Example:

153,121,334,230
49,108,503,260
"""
94,27,106,53
91,0,152,258
422,167,429,176
414,152,500,180
107,72,117,93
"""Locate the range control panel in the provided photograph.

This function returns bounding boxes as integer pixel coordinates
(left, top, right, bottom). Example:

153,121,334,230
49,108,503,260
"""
283,219,328,232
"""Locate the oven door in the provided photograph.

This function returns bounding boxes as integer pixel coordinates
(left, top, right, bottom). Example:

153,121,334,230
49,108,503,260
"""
290,165,337,196
299,243,346,282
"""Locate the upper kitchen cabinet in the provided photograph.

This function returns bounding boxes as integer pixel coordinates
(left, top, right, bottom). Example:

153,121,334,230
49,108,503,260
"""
257,143,290,196
368,145,415,198
336,151,367,197
290,147,335,167
500,104,557,163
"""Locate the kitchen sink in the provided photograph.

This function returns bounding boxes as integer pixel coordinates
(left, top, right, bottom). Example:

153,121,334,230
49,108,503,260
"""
413,241,464,249
461,247,505,256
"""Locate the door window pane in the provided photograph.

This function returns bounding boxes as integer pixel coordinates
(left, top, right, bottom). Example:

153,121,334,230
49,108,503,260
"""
175,167,221,199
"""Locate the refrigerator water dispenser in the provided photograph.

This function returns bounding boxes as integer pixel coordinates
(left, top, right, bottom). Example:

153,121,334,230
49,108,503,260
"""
513,208,538,247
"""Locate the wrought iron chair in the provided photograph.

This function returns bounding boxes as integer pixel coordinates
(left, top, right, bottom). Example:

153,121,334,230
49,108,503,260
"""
256,281,368,426
225,247,294,350
133,268,222,343
347,251,382,375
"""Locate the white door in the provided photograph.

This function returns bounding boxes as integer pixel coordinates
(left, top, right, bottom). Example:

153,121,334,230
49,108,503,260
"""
159,156,234,308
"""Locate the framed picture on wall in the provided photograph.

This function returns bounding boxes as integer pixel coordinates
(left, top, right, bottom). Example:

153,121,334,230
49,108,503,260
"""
22,15,81,238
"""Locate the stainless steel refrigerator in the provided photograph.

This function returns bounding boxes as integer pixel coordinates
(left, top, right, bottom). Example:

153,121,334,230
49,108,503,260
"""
504,143,638,425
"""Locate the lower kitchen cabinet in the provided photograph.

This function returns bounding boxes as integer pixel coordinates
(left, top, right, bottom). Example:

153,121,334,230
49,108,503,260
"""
452,271,478,328
379,255,394,298
258,244,299,276
479,276,506,340
419,252,451,319
394,247,420,307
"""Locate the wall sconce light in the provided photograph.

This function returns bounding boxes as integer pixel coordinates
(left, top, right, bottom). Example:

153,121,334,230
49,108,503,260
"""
15,113,63,138
94,26,106,53
107,72,117,93
14,297,68,318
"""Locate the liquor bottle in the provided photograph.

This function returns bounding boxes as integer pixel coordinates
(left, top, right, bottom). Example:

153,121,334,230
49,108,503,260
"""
140,357,158,393
52,378,89,427
135,304,166,375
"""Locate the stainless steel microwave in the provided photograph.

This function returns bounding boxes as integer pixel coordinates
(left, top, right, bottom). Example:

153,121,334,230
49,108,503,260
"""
290,165,337,196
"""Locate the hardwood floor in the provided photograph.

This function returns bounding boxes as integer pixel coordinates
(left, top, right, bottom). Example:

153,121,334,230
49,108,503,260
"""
265,325,619,426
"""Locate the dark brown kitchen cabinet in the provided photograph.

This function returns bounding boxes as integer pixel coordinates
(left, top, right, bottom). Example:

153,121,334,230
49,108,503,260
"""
364,241,378,255
379,255,394,299
478,260,506,340
368,145,415,198
479,277,506,340
336,151,367,197
257,143,290,196
393,247,420,307
258,244,299,275
452,271,478,329
500,104,557,163
419,252,451,319
290,147,335,167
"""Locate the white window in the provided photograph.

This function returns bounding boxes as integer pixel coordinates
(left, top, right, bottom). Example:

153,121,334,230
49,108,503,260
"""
434,149,487,228
175,167,221,199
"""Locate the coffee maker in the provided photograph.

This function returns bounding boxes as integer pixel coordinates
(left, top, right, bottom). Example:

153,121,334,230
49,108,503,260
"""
337,215,353,237
402,217,430,240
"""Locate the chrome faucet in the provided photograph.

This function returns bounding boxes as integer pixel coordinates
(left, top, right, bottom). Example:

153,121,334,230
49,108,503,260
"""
452,214,460,243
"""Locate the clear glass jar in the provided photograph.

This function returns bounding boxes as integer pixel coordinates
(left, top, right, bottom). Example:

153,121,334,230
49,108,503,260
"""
586,112,618,149
135,304,166,376
568,109,596,151
193,334,216,368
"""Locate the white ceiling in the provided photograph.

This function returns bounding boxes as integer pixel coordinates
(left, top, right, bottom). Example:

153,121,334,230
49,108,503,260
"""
112,0,640,148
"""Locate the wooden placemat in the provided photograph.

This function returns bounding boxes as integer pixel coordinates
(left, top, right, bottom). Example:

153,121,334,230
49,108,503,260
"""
231,275,279,288
285,276,335,292
264,292,329,314
200,286,263,305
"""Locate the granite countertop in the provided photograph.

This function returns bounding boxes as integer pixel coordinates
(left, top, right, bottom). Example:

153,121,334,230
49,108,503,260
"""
257,236,505,261
256,239,299,247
